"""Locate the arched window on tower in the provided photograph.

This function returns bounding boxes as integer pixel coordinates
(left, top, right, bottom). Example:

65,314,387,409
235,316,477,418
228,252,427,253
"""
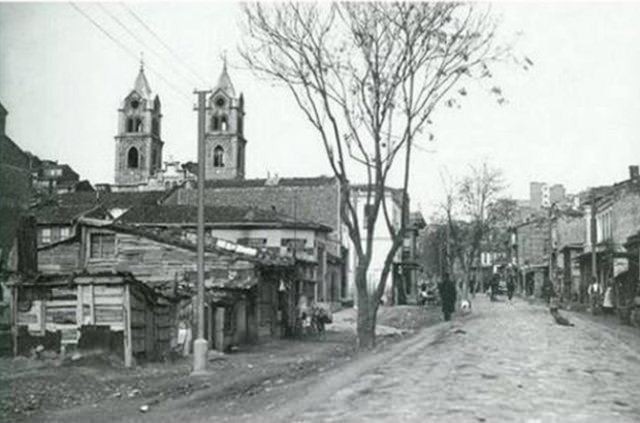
127,147,139,169
126,118,134,133
213,146,224,167
211,116,220,131
220,115,228,132
135,118,144,133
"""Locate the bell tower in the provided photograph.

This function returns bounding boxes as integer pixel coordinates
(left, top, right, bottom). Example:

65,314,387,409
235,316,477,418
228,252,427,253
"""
205,61,246,180
114,63,164,185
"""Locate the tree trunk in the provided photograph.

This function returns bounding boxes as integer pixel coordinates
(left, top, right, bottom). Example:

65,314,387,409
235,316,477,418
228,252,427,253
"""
356,298,377,350
355,268,377,349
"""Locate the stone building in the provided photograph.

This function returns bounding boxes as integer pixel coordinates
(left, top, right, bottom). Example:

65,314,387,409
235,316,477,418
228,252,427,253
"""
578,166,640,311
165,176,348,304
514,217,550,297
114,64,164,188
204,61,247,181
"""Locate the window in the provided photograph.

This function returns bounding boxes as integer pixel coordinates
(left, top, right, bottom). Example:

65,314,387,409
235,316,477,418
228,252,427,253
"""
213,146,224,167
281,238,307,250
126,118,134,133
211,116,220,131
237,238,267,248
60,227,71,239
152,148,158,170
41,228,51,244
220,115,228,131
127,147,139,168
90,233,115,259
45,168,62,178
135,118,143,132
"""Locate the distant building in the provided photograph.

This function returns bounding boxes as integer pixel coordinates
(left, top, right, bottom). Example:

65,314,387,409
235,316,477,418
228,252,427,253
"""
530,181,567,209
29,156,93,196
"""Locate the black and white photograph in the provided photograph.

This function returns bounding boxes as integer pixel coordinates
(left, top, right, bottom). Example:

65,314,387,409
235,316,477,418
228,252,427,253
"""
1,1,640,422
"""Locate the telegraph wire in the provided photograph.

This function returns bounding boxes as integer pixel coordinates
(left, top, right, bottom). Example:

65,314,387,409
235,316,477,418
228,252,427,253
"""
96,3,200,90
118,2,210,87
69,2,194,106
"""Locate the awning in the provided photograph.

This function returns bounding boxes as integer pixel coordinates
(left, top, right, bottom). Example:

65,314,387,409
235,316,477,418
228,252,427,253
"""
185,268,259,290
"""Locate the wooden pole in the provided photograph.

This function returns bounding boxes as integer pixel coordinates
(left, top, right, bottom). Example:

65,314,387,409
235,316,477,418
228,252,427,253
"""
123,284,132,368
193,89,211,374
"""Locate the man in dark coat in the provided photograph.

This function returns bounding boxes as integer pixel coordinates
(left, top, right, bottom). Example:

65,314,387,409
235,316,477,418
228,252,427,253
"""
506,276,515,301
439,273,457,321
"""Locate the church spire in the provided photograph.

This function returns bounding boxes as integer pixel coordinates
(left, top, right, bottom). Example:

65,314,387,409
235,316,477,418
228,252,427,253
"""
214,54,235,97
133,56,153,100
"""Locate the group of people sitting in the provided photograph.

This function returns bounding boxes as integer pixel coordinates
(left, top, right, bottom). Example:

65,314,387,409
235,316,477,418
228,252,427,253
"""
298,296,333,337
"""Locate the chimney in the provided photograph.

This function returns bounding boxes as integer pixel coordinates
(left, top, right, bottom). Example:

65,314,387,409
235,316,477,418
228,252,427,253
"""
629,165,639,180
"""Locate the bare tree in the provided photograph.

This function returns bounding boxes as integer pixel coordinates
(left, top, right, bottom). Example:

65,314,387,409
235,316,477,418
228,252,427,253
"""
240,2,510,349
438,162,504,299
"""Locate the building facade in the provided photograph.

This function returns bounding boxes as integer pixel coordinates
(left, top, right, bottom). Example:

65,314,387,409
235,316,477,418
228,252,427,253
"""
114,65,164,187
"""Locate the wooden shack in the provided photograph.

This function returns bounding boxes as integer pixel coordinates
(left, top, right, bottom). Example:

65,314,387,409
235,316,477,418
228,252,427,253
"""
11,271,174,367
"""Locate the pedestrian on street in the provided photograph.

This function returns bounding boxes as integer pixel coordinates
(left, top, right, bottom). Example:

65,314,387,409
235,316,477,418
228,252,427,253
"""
418,282,429,306
588,277,602,315
469,277,476,298
506,276,515,301
438,273,457,321
489,274,499,301
603,280,615,315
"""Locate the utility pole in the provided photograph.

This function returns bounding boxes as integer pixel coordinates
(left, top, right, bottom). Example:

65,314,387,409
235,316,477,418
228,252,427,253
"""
192,89,211,375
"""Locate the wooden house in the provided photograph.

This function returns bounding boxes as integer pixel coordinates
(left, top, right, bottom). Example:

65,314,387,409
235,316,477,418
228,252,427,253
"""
11,271,172,367
33,216,316,357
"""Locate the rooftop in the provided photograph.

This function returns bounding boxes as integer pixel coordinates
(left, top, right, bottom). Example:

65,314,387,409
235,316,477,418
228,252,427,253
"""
202,175,337,189
117,204,332,232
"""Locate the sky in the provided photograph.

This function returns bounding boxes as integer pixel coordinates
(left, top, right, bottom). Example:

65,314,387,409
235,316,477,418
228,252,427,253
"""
1,2,639,219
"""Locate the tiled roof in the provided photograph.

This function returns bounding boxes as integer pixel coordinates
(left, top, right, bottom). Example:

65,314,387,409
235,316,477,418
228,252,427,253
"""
33,204,99,225
203,175,337,189
118,204,331,231
77,218,297,266
54,190,168,207
32,190,172,225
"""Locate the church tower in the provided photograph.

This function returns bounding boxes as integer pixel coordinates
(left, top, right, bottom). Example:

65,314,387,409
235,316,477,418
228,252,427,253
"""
205,62,246,180
114,64,164,185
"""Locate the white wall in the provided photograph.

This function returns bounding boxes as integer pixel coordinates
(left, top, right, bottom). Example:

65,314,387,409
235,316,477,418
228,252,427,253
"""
346,190,402,301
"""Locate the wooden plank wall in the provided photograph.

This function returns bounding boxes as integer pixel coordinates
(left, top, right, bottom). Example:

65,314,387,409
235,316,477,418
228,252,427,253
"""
38,242,81,274
16,283,127,355
128,285,148,356
84,230,256,291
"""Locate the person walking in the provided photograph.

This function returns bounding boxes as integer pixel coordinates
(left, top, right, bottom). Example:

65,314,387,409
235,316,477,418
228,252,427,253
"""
588,277,602,315
489,274,499,301
439,273,457,321
506,276,515,301
603,280,615,315
469,277,476,298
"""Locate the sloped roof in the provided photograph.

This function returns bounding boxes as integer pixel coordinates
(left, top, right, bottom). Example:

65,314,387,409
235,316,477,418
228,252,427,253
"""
54,190,168,207
133,66,154,100
214,62,235,97
118,204,332,232
76,217,298,266
203,175,337,189
33,204,99,225
32,190,170,225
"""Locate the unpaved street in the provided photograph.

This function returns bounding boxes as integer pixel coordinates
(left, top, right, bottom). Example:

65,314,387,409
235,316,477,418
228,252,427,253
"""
291,297,640,422
200,297,640,423
17,298,640,423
